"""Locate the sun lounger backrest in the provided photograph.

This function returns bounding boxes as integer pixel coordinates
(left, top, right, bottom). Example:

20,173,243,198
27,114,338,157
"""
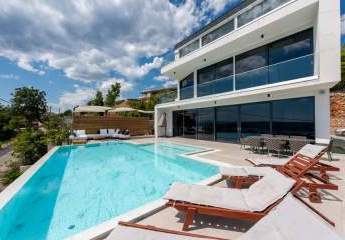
297,144,327,159
280,144,328,178
239,194,343,240
244,171,295,212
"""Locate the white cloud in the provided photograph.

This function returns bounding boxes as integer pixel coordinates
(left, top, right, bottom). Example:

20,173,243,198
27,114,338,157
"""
0,74,19,80
59,87,96,111
0,0,203,83
154,75,176,88
341,14,345,35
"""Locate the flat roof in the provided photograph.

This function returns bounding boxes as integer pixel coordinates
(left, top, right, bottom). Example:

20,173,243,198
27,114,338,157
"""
174,0,256,50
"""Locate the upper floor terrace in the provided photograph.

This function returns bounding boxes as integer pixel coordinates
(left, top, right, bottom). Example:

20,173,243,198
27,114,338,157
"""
158,0,340,105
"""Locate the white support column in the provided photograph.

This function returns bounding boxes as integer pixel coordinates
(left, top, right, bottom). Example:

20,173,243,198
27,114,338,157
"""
193,70,197,98
315,89,331,144
177,80,180,100
154,107,159,138
316,0,341,83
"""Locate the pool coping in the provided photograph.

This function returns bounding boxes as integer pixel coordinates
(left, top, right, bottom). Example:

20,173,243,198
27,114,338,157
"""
0,141,232,240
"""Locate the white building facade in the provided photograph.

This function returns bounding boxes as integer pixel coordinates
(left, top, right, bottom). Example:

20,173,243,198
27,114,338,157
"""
155,0,341,144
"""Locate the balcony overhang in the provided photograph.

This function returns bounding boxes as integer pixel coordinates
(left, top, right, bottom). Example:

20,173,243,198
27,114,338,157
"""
156,77,335,110
161,0,318,80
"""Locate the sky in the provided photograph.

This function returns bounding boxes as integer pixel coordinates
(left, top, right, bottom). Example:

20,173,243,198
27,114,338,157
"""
0,0,344,112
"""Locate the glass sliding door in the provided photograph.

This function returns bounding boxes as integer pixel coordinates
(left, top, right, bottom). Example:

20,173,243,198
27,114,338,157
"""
183,110,197,139
269,29,314,84
180,74,194,100
272,97,315,139
197,57,233,97
215,106,239,142
173,111,184,137
235,46,269,90
197,108,215,140
240,102,270,137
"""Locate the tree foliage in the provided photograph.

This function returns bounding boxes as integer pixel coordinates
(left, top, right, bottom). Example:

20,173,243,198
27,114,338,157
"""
0,104,15,141
331,45,345,91
105,83,121,107
11,87,48,127
12,129,47,165
44,114,70,146
88,90,104,106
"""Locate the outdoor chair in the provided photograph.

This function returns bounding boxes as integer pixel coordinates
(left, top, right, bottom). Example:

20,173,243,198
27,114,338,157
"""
107,194,342,240
245,136,264,153
165,171,300,230
289,139,308,154
265,137,286,156
223,144,339,203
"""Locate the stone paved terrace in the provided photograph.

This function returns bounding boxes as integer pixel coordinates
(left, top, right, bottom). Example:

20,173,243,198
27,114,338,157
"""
109,137,345,239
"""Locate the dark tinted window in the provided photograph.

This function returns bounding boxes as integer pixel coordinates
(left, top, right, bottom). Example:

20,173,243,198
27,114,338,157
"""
180,74,194,99
240,102,270,137
197,57,233,96
215,106,239,142
235,46,268,89
272,97,315,139
269,29,313,64
183,110,197,138
173,111,184,137
197,108,214,140
202,20,234,46
179,40,199,57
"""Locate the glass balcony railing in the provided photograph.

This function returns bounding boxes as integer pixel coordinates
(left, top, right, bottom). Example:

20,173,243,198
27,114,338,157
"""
197,75,234,97
180,85,194,100
235,54,314,90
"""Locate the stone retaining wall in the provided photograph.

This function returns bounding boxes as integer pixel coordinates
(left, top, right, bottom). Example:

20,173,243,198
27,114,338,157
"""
331,92,345,133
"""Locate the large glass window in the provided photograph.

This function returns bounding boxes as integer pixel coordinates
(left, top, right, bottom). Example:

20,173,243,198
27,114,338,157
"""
215,106,239,142
180,74,194,100
197,108,214,140
235,46,269,90
198,57,233,97
240,102,270,137
238,0,290,27
272,97,315,139
202,20,235,46
269,29,314,84
183,110,197,139
179,40,199,57
173,111,184,137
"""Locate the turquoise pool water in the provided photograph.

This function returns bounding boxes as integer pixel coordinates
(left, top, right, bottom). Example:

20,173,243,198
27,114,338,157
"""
0,142,217,240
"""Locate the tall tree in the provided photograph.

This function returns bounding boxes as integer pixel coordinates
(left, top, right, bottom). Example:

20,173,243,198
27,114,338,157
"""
11,87,48,127
331,45,345,91
92,91,104,106
105,83,121,107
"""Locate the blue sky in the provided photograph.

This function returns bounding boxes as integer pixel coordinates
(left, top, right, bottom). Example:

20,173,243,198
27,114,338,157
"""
0,0,344,111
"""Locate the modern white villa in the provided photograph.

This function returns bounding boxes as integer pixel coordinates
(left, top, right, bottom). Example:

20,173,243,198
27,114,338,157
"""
155,0,341,144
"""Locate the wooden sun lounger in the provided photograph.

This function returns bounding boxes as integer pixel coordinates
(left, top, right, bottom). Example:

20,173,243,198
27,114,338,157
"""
166,177,305,231
227,146,338,203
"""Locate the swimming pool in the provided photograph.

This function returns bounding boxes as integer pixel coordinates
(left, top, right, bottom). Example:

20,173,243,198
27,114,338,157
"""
0,142,217,240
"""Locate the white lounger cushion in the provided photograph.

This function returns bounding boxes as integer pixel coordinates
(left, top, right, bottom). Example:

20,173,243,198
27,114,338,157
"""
239,194,343,240
298,144,326,159
220,166,275,177
100,129,108,135
244,171,295,212
165,171,295,212
164,182,249,211
107,225,209,240
108,129,116,134
246,156,290,166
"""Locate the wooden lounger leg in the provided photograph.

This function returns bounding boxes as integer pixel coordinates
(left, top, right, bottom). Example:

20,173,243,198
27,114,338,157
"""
183,207,197,231
308,186,322,203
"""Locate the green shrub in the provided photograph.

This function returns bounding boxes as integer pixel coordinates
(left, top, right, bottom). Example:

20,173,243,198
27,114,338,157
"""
44,115,70,146
12,129,47,165
1,164,21,186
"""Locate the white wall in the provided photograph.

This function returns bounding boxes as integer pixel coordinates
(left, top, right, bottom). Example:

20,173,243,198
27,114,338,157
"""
315,89,331,143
